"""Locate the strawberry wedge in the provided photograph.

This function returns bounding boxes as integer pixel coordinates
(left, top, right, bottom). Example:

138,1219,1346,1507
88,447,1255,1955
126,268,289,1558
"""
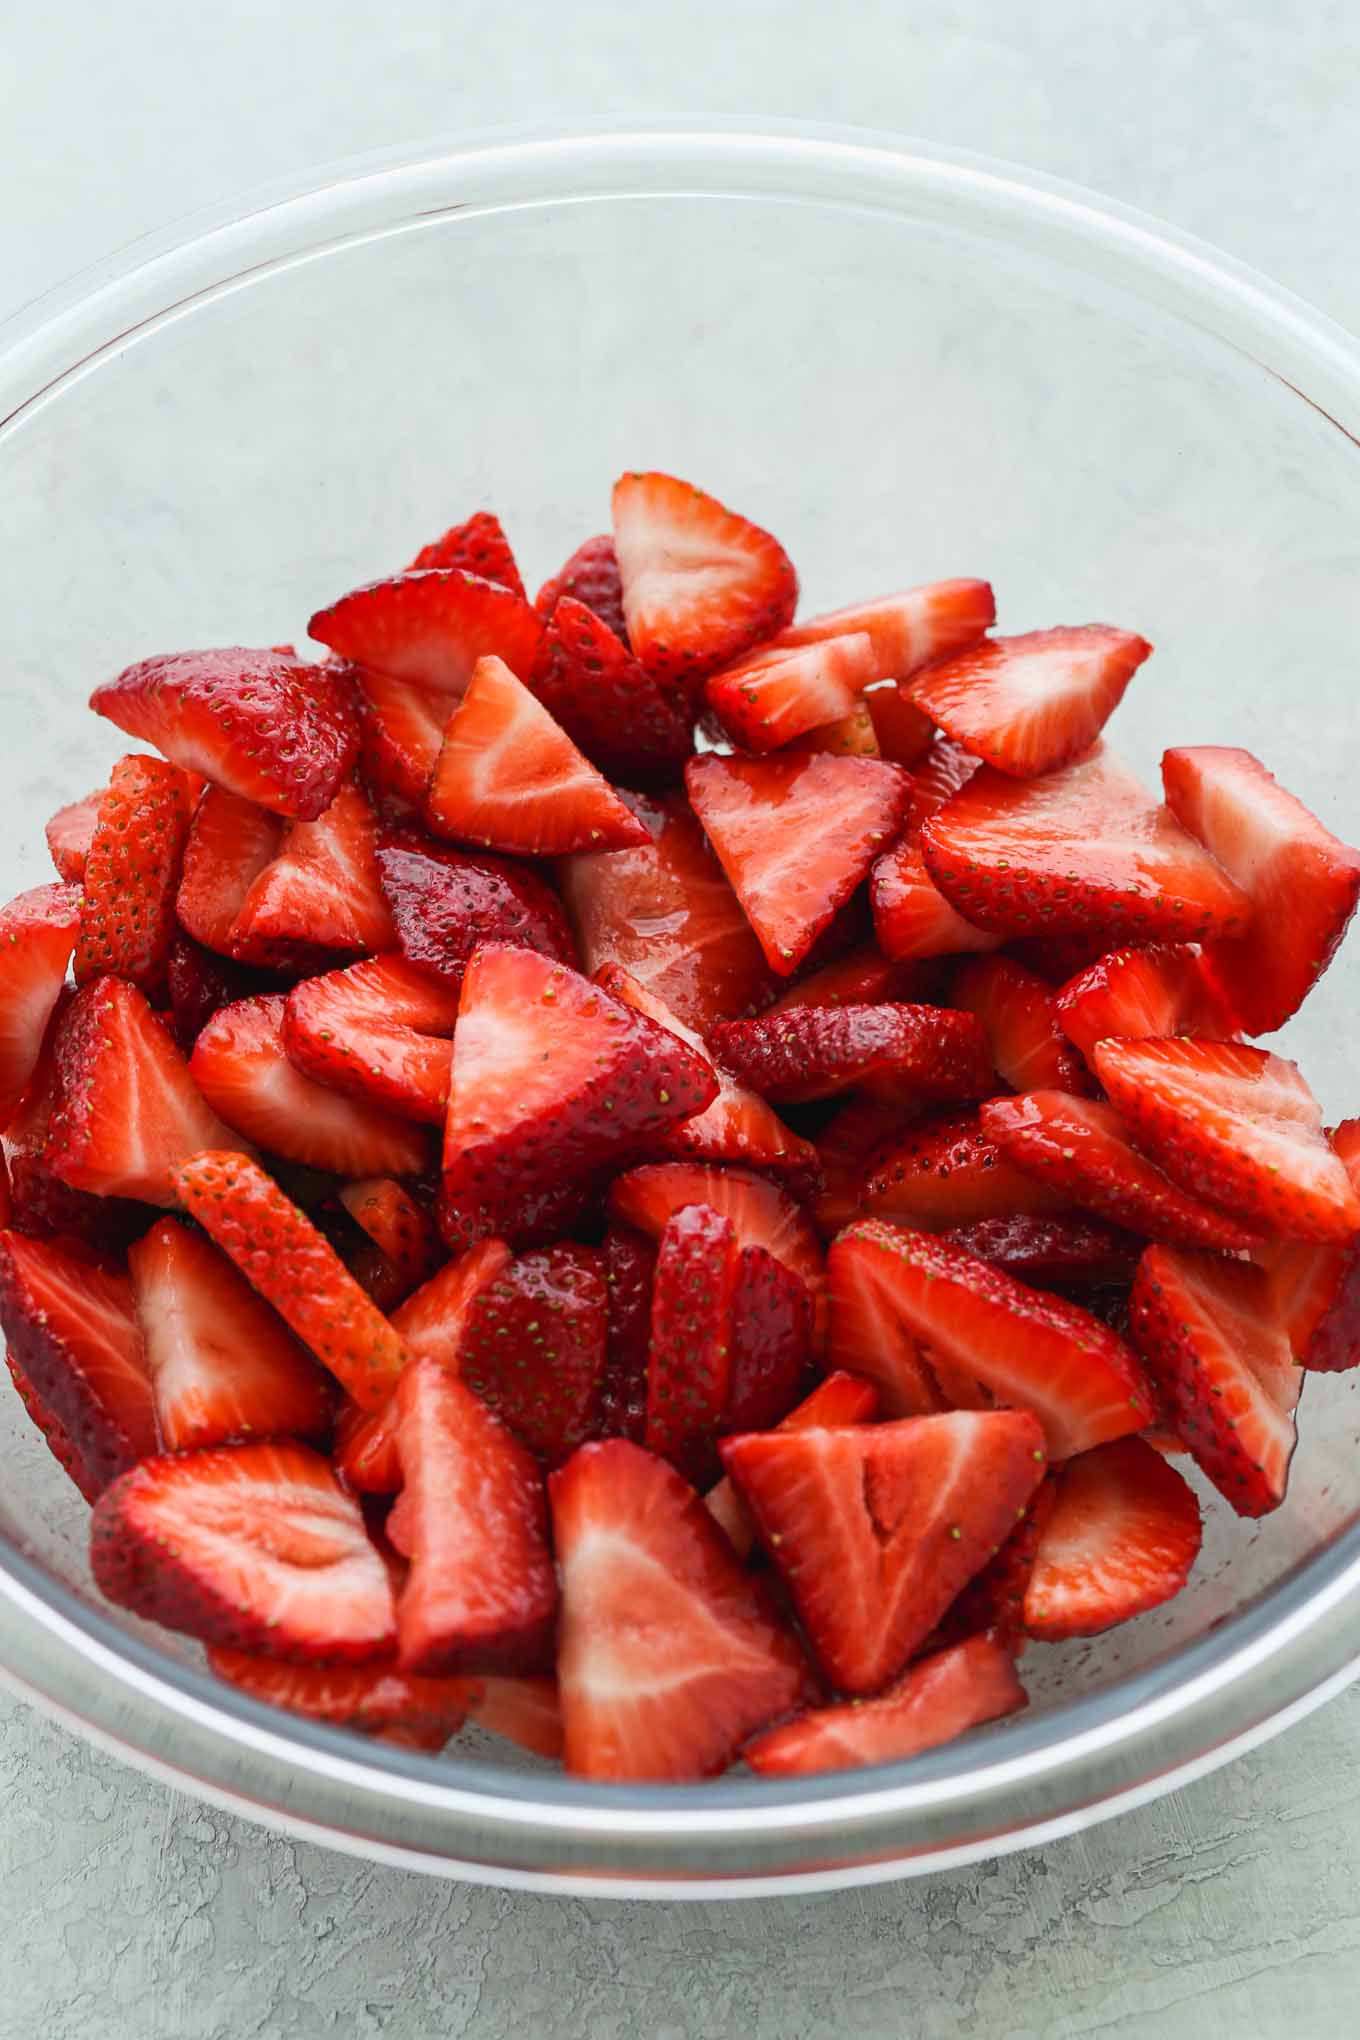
376,830,577,987
283,954,460,1126
459,1245,609,1468
74,755,193,997
207,1648,477,1750
951,954,1090,1096
1023,1436,1202,1638
1053,943,1232,1063
1258,1119,1360,1370
408,508,524,592
0,883,80,1128
909,625,1152,778
307,569,544,697
535,533,630,646
705,632,879,753
711,1002,993,1108
770,579,995,680
529,597,691,786
857,1112,1070,1231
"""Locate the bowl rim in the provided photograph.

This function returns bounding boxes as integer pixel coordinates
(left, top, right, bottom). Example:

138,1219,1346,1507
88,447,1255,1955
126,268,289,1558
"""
3,115,1359,1895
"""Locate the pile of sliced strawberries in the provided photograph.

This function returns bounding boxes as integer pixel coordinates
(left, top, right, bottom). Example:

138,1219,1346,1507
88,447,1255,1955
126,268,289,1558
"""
2,471,1358,1783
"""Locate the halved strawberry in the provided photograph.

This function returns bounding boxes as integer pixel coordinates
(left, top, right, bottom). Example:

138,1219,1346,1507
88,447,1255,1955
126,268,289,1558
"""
207,1646,477,1747
981,1091,1262,1252
712,1002,993,1108
611,472,797,694
92,649,360,819
909,625,1152,779
858,1111,1070,1231
338,1179,443,1306
722,1409,1047,1693
1129,1245,1301,1515
951,955,1090,1096
598,1226,655,1445
282,954,459,1125
1258,1120,1360,1370
529,597,691,787
190,995,429,1178
764,946,929,1018
549,1437,812,1779
176,788,285,957
408,509,524,593
870,837,1002,962
45,787,104,884
864,683,935,769
705,631,879,752
352,666,449,806
1022,1435,1201,1638
0,883,80,1128
0,1231,155,1493
771,579,995,682
831,1221,1153,1457
73,754,193,996
388,1359,556,1673
459,1244,608,1467
745,1632,1026,1777
128,1217,333,1450
827,1226,949,1417
705,1369,879,1557
466,1675,563,1759
686,751,911,975
1162,744,1360,1034
536,533,631,646
1053,943,1232,1064
308,569,544,696
91,1441,397,1658
173,1151,408,1410
376,829,577,985
1095,1038,1360,1243
227,777,396,965
939,1215,1142,1290
644,1205,739,1483
6,1346,104,1503
559,790,775,1032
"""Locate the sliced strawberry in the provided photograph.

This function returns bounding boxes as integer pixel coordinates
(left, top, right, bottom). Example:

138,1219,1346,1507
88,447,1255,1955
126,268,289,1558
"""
1022,1435,1201,1638
559,789,775,1032
951,955,1090,1096
858,1111,1070,1230
207,1647,476,1747
598,1225,655,1445
0,1231,154,1493
376,830,577,986
388,1359,556,1673
549,1437,812,1779
2,1006,146,1254
712,1001,992,1109
939,1215,1142,1290
308,569,544,697
190,994,429,1178
6,1346,104,1503
459,1244,608,1467
686,750,910,975
705,1369,879,1557
644,1205,740,1482
408,509,524,594
535,533,631,647
745,1632,1026,1777
870,836,1002,962
909,735,982,827
91,1441,397,1658
764,946,932,1019
173,1151,408,1410
283,954,459,1125
706,631,879,752
784,701,881,758
1162,744,1360,1034
1053,943,1232,1064
771,579,995,681
864,683,935,769
1258,1120,1360,1370
338,1179,443,1305
1095,1038,1360,1242
92,649,360,819
922,745,1252,944
466,1675,564,1759
73,754,193,996
831,1221,1153,1457
827,1226,949,1417
1129,1245,1301,1515
910,625,1151,779
45,787,104,883
981,1091,1262,1252
438,1171,598,1259
611,472,797,695
227,778,396,966
128,1217,333,1450
926,1481,1057,1655
0,883,80,1128
353,666,449,806
722,1409,1046,1693
166,938,274,1051
529,597,691,787
176,788,284,956
811,1094,916,1235
726,1245,811,1434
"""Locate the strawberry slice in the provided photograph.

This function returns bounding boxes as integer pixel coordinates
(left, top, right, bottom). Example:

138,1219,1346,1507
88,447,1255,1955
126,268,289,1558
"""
459,1244,608,1467
827,1227,949,1417
939,1215,1142,1291
2,1004,146,1254
408,509,524,594
176,788,285,957
722,1409,1047,1693
0,1231,155,1493
1258,1120,1360,1370
981,1092,1262,1252
706,1369,879,1557
190,994,429,1178
207,1647,477,1747
812,1094,916,1235
1129,1245,1301,1515
549,1437,812,1779
0,883,80,1128
353,666,449,806
559,790,775,1032
91,1440,397,1659
166,938,273,1050
611,472,797,694
952,955,1090,1096
73,754,193,996
442,945,716,1230
466,1675,564,1759
227,778,396,965
338,1179,443,1307
771,579,995,681
6,1347,105,1503
864,684,935,769
830,1221,1153,1457
1095,1038,1360,1242
644,1205,740,1482
1053,943,1232,1064
536,533,630,641
128,1217,333,1451
376,830,577,986
1022,1435,1201,1638
438,1172,598,1260
529,597,691,787
705,632,879,752
726,1244,811,1433
909,625,1152,778
45,787,104,883
1162,745,1360,1034
283,954,459,1125
388,1359,557,1673
745,1633,1027,1777
92,649,360,819
308,569,544,697
173,1151,408,1410
858,1111,1070,1231
598,1225,655,1446
783,700,881,758
425,653,648,855
871,837,1002,962
711,1001,992,1107
763,945,928,1017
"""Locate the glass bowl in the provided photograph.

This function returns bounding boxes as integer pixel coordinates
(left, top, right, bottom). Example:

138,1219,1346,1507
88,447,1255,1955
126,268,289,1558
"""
1,120,1359,1900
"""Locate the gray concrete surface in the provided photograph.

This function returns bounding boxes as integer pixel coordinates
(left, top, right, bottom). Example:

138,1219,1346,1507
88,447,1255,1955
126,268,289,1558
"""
2,3,1359,2033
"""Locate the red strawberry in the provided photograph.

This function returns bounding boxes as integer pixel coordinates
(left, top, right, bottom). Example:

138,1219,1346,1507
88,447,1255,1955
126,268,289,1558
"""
864,683,935,769
535,533,631,646
6,1346,105,1503
207,1647,477,1748
353,666,449,806
2,1006,145,1254
128,1217,333,1450
909,625,1152,778
644,1205,739,1483
425,653,648,855
611,472,798,694
939,1215,1142,1290
771,579,995,681
926,1481,1057,1655
1258,1120,1360,1370
549,1437,812,1779
91,1441,397,1658
1095,1038,1360,1242
726,1244,811,1433
871,837,1002,962
283,954,459,1125
711,1001,993,1107
227,778,396,965
951,955,1090,1095
705,1368,879,1557
73,755,193,996
1162,745,1360,1034
176,788,284,957
1129,1245,1301,1515
783,701,881,758
45,787,104,883
0,883,80,1128
830,1221,1153,1457
389,1359,556,1673
1010,932,1116,983
559,789,776,1032
705,631,879,752
1053,943,1232,1064
338,1179,444,1306
764,945,932,1018
858,1111,1071,1231
686,751,911,975
166,938,275,1050
827,1226,950,1417
459,1244,608,1467
910,736,982,826
745,1632,1026,1777
0,1231,155,1493
529,597,692,786
811,1094,917,1235
92,649,360,819
308,569,544,696
1022,1435,1201,1638
408,509,524,594
981,1092,1262,1252
376,829,577,986
922,745,1252,943
173,1150,408,1410
438,1172,598,1260
722,1409,1047,1693
466,1675,564,1760
598,1225,655,1445
190,994,429,1178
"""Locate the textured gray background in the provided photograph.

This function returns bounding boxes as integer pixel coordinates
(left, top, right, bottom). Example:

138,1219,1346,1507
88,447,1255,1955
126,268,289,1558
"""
2,3,1359,2034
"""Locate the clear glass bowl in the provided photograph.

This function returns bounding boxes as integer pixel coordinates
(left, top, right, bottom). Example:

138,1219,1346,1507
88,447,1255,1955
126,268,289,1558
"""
1,120,1359,1899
